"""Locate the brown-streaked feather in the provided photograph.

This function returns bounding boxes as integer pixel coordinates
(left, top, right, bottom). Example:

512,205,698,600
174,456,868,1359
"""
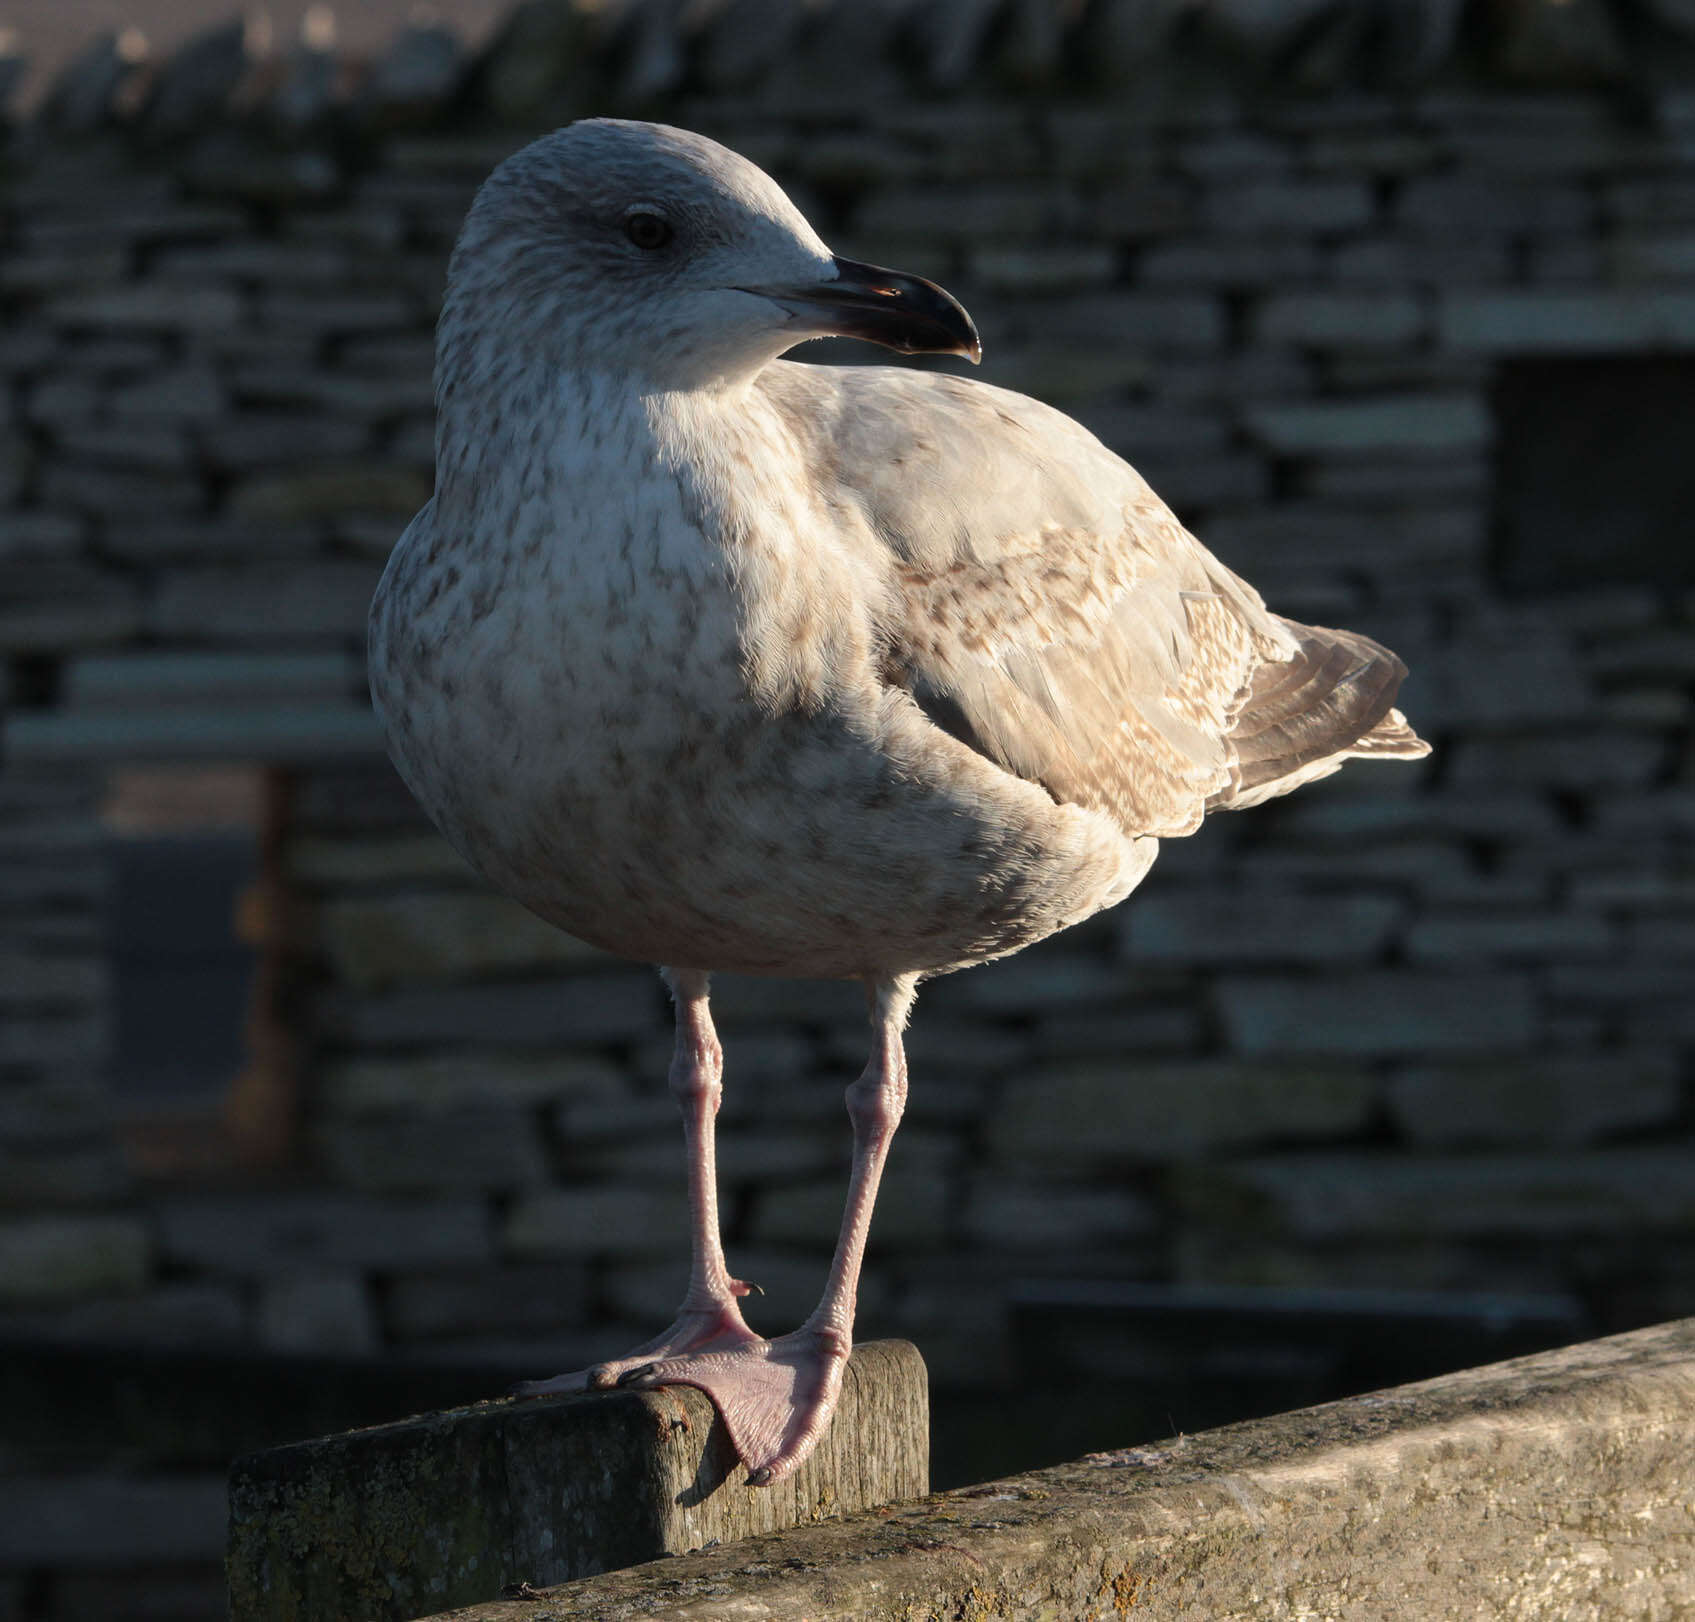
757,360,1425,840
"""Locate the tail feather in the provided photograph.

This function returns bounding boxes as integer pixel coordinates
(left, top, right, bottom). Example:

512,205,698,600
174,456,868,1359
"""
1211,621,1429,812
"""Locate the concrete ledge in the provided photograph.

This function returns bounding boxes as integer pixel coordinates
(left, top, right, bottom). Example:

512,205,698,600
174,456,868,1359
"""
227,1340,927,1622
423,1317,1695,1621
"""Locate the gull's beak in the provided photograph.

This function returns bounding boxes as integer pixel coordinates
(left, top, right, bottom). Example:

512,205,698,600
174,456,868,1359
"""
750,256,982,364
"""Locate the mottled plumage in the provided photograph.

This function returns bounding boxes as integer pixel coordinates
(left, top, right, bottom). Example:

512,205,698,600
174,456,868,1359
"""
368,119,1428,1485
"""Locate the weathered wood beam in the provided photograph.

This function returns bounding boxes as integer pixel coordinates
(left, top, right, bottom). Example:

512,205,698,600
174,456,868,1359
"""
227,1339,928,1622
421,1316,1695,1621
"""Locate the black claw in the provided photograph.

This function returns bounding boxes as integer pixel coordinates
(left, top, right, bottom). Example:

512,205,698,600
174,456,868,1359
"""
745,1464,774,1487
617,1362,659,1388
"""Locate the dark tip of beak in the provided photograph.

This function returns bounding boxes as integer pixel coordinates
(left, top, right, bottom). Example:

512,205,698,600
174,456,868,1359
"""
756,258,981,364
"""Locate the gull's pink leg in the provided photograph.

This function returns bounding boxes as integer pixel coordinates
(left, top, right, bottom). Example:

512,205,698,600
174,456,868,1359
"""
511,967,760,1398
620,974,917,1485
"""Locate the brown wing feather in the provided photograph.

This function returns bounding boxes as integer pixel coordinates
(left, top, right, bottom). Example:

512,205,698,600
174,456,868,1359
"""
757,360,1424,839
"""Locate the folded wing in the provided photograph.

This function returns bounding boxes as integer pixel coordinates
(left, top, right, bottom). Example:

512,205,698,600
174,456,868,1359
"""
758,362,1427,839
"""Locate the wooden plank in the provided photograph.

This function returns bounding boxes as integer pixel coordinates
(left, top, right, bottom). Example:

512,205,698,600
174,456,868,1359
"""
227,1339,927,1622
420,1317,1695,1622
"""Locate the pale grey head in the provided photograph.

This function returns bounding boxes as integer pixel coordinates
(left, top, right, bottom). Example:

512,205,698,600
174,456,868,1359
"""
438,118,979,394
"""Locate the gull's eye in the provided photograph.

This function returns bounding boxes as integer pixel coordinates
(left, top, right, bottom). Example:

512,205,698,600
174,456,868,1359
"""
624,211,673,251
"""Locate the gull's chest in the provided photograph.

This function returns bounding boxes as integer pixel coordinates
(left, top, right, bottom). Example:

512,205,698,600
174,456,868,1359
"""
374,453,741,817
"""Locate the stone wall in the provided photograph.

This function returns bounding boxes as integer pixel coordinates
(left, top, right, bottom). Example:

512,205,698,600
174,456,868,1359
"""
4,1,1695,1615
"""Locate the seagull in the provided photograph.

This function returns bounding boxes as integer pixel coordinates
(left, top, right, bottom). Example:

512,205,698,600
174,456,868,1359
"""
368,119,1429,1485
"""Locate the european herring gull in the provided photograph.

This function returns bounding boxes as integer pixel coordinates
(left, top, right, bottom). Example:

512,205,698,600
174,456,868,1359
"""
368,119,1429,1485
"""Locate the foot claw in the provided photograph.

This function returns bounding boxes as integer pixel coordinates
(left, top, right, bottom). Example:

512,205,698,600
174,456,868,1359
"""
617,1362,660,1389
744,1464,774,1487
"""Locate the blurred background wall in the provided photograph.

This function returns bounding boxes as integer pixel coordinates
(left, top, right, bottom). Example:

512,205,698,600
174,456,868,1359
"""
3,0,1695,1615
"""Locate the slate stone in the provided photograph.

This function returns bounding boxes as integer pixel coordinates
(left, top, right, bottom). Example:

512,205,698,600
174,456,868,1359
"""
1387,1052,1681,1146
1216,971,1537,1057
1244,393,1491,455
988,1057,1375,1163
256,1270,379,1355
1180,1149,1695,1240
1123,888,1404,966
0,1475,227,1566
317,1110,549,1195
322,974,664,1049
318,891,617,991
142,19,251,135
0,1215,150,1302
157,1193,491,1277
503,1186,690,1259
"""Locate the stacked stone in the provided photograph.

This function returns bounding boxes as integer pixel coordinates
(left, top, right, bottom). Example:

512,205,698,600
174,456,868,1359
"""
2,4,1695,1613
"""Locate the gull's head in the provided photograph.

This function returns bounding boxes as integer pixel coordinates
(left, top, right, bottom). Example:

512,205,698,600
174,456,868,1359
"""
441,118,979,392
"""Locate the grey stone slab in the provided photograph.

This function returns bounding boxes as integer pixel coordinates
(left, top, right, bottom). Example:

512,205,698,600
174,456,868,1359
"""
46,1569,228,1622
255,1270,380,1355
157,1193,491,1277
52,422,193,470
108,363,226,421
971,342,1151,400
1445,730,1664,790
0,1141,130,1206
0,1280,246,1347
1255,291,1428,345
46,285,246,332
255,292,422,334
1404,908,1616,962
63,650,359,709
4,705,385,764
0,952,105,1007
988,1057,1375,1163
1297,453,1488,503
384,1262,592,1342
1182,1149,1695,1241
960,1178,1160,1250
0,1215,150,1303
1396,174,1591,234
228,467,431,523
149,240,353,284
854,182,1078,241
1244,392,1490,454
1123,888,1404,966
748,1141,952,1249
146,560,384,641
1203,178,1375,233
503,1186,693,1260
36,462,205,518
228,1340,927,1622
201,414,372,472
925,950,1127,1015
1216,971,1537,1057
318,891,617,991
1388,1051,1681,1147
323,973,664,1049
317,1110,550,1195
319,1051,624,1118
0,1473,227,1566
0,1010,108,1069
1032,291,1225,350
228,369,436,420
426,1320,1695,1622
1331,233,1512,285
1204,502,1483,575
966,244,1117,294
1441,290,1695,350
98,516,324,563
1411,632,1592,729
0,247,130,296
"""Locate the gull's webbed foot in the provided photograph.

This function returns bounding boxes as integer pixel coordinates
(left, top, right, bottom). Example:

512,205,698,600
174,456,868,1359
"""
509,1296,761,1398
617,1323,851,1485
